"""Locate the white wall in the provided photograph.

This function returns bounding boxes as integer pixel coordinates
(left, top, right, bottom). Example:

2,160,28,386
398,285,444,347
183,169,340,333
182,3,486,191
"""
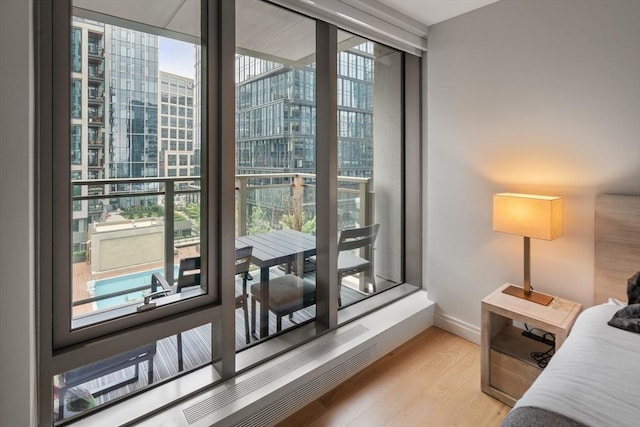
426,0,640,342
0,0,36,425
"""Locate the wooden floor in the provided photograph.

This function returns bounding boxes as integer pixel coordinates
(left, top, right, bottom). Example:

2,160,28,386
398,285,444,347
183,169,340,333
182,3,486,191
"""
277,327,510,427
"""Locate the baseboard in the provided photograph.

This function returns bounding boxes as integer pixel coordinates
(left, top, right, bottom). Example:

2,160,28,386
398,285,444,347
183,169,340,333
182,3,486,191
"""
434,310,480,345
136,291,435,426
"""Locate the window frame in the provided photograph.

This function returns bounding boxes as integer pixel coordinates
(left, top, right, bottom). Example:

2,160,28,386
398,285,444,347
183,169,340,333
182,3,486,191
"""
37,0,422,424
48,1,220,351
37,1,231,424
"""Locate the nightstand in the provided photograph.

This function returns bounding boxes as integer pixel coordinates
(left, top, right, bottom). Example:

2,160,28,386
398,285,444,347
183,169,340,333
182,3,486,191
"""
481,283,582,407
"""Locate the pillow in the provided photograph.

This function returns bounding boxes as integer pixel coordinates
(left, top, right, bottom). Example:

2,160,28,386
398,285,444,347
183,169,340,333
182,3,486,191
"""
608,303,640,333
627,271,640,304
606,297,627,306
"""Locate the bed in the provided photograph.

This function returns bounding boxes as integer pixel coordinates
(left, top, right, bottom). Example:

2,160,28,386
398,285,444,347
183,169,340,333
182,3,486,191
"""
502,194,640,427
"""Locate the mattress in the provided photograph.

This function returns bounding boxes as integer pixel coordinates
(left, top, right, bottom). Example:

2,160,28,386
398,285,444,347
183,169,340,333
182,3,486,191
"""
511,303,640,427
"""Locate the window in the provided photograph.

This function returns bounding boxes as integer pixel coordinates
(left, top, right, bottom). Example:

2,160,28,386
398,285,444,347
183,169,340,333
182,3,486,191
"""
71,79,81,118
71,27,82,73
71,125,82,165
40,1,420,424
235,0,317,344
43,3,208,423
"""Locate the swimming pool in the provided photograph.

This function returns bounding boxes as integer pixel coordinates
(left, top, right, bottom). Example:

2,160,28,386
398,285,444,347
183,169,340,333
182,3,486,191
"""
91,266,179,310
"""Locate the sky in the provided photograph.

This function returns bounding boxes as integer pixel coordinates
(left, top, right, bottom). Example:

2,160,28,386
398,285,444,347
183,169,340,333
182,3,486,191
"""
159,37,197,80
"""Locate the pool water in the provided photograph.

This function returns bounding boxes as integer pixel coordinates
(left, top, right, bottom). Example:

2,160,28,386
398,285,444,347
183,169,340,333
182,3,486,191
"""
93,266,179,309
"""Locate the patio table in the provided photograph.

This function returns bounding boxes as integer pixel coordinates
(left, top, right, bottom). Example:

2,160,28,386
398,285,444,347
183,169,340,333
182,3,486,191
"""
236,228,316,338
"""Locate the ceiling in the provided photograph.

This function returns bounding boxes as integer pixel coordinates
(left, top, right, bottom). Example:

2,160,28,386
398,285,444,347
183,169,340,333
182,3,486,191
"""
378,0,501,26
73,0,501,64
73,0,503,38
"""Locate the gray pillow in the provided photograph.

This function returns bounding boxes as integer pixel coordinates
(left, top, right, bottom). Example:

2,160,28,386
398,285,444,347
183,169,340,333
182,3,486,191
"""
608,304,640,333
627,271,640,304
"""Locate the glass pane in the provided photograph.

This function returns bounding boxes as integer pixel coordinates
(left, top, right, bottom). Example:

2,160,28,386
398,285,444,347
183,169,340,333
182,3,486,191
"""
336,32,403,307
52,322,217,423
235,0,316,348
70,4,203,327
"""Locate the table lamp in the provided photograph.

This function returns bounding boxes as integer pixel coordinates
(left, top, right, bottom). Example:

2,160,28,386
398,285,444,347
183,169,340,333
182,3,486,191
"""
493,193,563,305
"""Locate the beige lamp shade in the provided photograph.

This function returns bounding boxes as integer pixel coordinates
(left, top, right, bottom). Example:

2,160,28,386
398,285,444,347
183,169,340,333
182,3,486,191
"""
493,193,563,240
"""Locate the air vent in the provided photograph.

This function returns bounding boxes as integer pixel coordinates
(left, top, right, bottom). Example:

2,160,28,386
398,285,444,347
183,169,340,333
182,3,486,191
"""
183,325,369,425
236,344,378,427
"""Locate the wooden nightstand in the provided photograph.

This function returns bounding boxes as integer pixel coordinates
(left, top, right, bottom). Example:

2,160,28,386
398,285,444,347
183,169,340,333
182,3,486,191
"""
481,283,582,407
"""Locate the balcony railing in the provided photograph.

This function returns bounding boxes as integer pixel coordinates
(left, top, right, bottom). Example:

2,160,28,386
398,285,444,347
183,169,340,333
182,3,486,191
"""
88,46,104,57
71,173,373,314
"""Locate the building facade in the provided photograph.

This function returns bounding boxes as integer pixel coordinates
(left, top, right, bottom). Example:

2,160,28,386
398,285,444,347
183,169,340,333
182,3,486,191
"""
71,18,159,253
233,43,374,229
158,71,196,179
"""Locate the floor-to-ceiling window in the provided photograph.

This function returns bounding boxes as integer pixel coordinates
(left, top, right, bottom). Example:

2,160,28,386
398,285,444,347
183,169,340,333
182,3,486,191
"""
234,0,318,348
45,1,215,424
39,1,420,424
335,32,403,308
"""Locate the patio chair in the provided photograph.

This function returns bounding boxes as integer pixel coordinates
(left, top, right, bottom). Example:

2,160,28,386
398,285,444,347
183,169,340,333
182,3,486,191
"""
307,223,380,306
153,247,253,371
335,223,379,304
250,273,316,334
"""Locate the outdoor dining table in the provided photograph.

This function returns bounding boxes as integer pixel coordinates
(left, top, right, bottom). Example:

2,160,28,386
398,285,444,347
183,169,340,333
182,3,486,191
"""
236,228,316,339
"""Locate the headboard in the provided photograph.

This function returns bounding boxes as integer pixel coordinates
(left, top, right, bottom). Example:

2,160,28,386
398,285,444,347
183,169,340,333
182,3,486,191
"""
594,194,640,304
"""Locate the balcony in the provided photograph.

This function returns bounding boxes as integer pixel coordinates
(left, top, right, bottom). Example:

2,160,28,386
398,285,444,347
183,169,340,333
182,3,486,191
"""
71,173,374,320
88,137,104,146
88,68,104,81
88,115,104,126
88,46,104,58
88,92,104,105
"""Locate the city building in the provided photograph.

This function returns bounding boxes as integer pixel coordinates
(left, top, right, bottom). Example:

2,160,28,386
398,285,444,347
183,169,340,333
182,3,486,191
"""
158,71,196,179
70,18,159,254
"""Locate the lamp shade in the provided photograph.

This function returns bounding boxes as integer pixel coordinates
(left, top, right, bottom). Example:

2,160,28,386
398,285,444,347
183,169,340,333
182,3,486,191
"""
493,193,563,240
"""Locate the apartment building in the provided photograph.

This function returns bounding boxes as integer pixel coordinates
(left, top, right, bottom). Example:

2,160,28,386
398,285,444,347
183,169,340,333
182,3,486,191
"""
70,18,159,254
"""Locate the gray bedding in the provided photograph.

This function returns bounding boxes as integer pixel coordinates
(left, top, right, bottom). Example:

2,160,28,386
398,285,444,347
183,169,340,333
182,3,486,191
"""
500,304,640,427
501,406,589,427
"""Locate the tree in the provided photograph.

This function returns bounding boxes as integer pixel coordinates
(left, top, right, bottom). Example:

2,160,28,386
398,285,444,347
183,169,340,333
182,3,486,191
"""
248,206,271,235
280,192,305,231
302,215,316,235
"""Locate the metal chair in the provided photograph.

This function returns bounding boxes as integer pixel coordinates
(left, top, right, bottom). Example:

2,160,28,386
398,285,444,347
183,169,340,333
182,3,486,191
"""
307,223,380,306
152,246,253,371
335,223,380,305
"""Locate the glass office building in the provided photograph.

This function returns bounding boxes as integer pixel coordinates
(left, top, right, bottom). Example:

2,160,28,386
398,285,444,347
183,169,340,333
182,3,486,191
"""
235,44,374,177
234,43,374,229
107,26,159,205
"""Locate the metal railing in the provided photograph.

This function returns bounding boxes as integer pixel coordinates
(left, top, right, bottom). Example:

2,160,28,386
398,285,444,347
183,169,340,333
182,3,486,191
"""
72,173,372,311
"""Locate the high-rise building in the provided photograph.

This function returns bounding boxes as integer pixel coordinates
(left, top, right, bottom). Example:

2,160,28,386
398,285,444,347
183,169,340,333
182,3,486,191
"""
234,43,374,177
71,17,159,253
158,71,196,179
106,25,159,206
233,43,374,228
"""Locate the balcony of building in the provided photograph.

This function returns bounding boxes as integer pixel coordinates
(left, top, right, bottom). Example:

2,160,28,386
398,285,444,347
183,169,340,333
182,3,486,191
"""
88,84,104,106
88,64,104,81
88,107,104,126
70,173,377,324
87,45,104,58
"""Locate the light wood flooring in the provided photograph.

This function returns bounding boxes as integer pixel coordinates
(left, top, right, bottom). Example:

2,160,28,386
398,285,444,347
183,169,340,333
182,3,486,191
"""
276,327,510,427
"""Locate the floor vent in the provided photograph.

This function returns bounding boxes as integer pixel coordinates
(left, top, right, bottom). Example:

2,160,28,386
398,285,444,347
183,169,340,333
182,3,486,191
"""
183,325,369,425
235,344,378,427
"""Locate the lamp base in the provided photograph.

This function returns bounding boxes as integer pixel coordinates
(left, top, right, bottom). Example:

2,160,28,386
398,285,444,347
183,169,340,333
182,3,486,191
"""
502,285,554,306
